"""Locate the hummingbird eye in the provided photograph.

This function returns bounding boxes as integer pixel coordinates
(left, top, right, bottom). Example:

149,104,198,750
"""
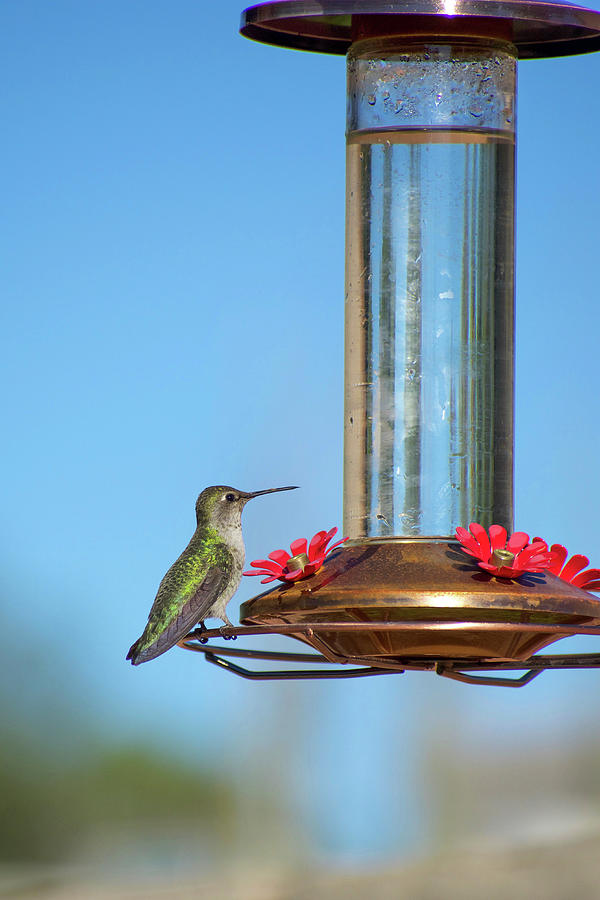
225,492,236,502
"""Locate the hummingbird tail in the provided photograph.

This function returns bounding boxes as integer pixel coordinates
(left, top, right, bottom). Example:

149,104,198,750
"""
127,564,234,665
127,601,209,665
127,636,164,666
126,638,144,665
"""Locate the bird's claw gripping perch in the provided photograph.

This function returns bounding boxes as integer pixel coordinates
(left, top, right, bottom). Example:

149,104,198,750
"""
194,622,210,644
219,623,237,641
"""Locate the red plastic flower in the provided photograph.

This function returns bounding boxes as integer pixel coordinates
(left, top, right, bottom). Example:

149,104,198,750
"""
455,523,555,579
243,527,348,584
542,543,600,592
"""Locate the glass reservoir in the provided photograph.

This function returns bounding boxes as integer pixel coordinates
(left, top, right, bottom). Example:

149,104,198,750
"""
344,39,516,540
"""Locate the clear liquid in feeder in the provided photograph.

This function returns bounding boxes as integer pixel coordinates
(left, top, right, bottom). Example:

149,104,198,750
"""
344,39,515,540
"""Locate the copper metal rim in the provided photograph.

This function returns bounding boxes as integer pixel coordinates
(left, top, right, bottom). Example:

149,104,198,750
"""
239,539,600,661
240,1,600,58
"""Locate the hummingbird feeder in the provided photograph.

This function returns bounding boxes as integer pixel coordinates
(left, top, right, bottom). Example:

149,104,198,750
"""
181,0,600,686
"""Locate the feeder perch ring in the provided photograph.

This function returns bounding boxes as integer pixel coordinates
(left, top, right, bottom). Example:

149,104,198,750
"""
179,621,600,687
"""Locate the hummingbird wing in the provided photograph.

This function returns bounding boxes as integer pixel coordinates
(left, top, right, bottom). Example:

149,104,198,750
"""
127,543,234,666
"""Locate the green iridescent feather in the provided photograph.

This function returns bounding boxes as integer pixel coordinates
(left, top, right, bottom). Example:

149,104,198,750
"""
127,527,233,663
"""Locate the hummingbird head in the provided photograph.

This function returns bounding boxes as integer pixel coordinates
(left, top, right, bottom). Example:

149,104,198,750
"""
195,484,299,530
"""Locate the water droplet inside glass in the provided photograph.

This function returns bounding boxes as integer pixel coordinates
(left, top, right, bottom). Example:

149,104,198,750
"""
367,94,376,105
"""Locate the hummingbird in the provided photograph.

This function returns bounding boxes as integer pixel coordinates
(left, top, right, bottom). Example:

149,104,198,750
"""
127,484,298,665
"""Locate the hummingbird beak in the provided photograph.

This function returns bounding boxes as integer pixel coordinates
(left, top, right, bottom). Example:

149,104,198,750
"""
244,485,299,500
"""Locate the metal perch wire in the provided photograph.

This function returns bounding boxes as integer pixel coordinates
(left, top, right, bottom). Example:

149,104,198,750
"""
179,621,600,687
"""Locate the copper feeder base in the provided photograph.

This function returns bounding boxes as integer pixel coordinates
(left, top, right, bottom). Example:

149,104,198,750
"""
239,539,600,662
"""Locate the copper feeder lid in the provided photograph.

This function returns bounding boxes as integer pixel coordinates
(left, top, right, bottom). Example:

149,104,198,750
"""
239,539,600,662
240,0,600,57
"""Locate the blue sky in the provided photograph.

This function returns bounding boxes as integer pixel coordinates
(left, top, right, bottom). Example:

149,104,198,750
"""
2,0,600,862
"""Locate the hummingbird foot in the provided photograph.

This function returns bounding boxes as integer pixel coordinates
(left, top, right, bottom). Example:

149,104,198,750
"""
219,616,237,641
193,621,210,644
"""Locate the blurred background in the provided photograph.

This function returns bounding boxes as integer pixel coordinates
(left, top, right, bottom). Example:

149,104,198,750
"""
1,1,600,897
